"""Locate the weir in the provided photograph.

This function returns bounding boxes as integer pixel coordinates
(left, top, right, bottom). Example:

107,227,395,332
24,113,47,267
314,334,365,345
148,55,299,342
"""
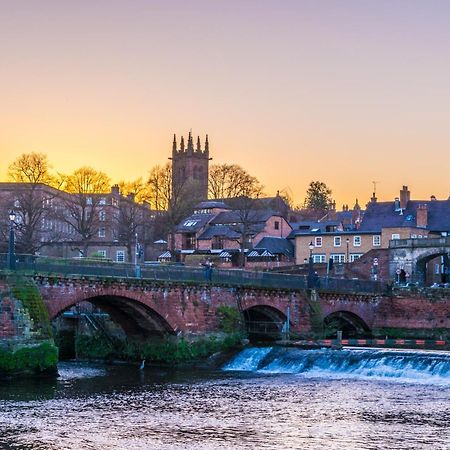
223,347,450,385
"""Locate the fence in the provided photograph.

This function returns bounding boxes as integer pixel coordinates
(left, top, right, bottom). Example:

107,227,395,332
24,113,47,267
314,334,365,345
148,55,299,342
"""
0,254,388,295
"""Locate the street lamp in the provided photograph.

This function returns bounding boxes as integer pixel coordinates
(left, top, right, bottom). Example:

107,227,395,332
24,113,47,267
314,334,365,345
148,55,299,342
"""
7,210,16,270
307,241,315,289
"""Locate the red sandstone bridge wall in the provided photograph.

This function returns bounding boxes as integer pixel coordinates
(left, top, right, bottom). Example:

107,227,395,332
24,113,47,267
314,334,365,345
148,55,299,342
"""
33,277,450,337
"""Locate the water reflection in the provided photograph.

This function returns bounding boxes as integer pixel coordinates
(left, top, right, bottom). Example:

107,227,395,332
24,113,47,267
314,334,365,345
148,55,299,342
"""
0,351,449,449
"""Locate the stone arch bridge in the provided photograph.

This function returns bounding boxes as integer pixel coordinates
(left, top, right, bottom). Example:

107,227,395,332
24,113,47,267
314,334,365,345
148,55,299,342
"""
35,274,450,340
389,236,450,284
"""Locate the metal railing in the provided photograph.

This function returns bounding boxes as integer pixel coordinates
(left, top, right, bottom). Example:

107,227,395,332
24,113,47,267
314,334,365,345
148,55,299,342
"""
0,254,388,295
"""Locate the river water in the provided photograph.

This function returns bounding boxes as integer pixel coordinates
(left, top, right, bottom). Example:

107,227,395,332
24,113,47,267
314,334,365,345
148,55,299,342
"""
1,347,449,450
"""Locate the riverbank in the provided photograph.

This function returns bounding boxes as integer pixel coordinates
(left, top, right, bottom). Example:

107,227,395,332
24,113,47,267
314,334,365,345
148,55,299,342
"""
0,341,58,379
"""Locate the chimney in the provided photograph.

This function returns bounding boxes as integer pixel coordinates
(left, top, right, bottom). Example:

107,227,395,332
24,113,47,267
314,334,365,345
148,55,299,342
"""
416,204,428,228
127,193,135,202
430,195,436,201
111,184,120,196
400,185,410,209
394,197,401,211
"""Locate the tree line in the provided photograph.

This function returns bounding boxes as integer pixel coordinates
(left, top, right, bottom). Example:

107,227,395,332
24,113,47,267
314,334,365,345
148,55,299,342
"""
1,152,334,259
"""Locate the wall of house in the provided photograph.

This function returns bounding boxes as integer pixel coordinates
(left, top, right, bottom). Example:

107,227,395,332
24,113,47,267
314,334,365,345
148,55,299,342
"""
257,216,292,239
294,233,381,265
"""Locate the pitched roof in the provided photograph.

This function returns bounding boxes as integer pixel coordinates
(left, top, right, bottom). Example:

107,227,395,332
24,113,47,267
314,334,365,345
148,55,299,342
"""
175,213,215,232
194,200,231,210
197,225,240,240
210,209,280,225
359,200,450,232
254,236,294,257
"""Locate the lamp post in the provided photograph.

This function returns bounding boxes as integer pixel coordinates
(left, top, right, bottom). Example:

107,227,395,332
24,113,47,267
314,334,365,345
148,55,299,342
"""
7,210,16,270
307,241,315,289
134,232,141,278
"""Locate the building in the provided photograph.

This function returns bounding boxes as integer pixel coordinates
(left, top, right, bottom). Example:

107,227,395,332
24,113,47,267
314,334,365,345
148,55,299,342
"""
0,182,156,263
171,198,293,267
170,132,210,202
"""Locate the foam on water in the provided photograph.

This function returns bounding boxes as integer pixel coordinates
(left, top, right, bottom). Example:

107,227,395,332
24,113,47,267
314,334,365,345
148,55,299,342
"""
223,346,450,385
222,347,272,371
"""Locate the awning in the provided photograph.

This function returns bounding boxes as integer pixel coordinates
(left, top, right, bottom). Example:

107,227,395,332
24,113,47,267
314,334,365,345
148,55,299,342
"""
158,251,172,259
219,251,232,258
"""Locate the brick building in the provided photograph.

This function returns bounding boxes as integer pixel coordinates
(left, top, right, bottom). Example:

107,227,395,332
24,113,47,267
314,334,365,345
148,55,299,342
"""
0,182,156,263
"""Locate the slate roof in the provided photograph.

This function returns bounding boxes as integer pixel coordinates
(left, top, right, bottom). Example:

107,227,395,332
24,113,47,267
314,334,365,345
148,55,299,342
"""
197,225,240,240
288,220,341,234
254,237,294,257
175,213,215,233
358,200,450,232
194,200,231,210
210,209,280,225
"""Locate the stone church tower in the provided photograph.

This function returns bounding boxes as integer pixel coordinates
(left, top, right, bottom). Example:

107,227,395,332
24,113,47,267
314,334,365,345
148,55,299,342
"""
170,132,211,201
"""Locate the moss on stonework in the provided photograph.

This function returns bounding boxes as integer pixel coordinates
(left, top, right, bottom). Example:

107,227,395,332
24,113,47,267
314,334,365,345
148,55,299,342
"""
0,341,58,377
74,332,243,364
6,275,53,339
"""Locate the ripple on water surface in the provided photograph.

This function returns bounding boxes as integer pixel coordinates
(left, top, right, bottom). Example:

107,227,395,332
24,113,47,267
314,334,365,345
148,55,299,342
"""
0,350,449,450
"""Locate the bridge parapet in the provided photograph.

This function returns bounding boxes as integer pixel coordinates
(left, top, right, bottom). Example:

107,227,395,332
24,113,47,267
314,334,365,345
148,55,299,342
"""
1,262,386,296
389,236,450,249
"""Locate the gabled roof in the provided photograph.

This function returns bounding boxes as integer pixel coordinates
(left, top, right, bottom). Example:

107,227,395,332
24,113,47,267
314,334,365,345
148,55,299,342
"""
359,200,450,232
254,236,294,257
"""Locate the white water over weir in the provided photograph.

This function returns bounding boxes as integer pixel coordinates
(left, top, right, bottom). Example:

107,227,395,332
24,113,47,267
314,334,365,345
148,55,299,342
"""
223,347,450,385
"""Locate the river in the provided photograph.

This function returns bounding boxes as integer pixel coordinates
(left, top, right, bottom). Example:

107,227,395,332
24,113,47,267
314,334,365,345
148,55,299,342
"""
1,347,449,450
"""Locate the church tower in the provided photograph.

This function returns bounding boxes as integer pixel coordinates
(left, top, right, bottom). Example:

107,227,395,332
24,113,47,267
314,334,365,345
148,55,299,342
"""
170,132,211,201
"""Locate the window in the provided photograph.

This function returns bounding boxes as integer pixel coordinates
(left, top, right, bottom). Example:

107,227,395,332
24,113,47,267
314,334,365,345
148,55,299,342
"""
86,197,92,205
99,211,106,221
112,198,119,207
116,250,125,263
350,254,363,262
97,250,107,258
334,236,341,247
353,236,361,246
315,237,323,247
373,235,381,246
98,227,106,238
99,197,106,205
331,253,346,263
391,233,400,240
274,221,280,230
183,220,199,227
313,254,326,263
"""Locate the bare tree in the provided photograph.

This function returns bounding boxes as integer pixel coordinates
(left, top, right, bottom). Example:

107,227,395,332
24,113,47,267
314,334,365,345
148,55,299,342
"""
8,152,58,186
4,152,60,254
117,178,151,204
208,163,264,199
59,167,111,256
146,163,201,256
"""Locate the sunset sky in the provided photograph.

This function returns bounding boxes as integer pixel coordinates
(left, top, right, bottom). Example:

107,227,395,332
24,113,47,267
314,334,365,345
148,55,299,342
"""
1,0,449,206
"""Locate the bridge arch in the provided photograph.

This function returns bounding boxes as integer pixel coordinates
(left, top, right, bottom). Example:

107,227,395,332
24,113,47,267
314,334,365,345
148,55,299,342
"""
323,310,372,339
415,250,449,285
42,287,178,338
242,304,287,341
